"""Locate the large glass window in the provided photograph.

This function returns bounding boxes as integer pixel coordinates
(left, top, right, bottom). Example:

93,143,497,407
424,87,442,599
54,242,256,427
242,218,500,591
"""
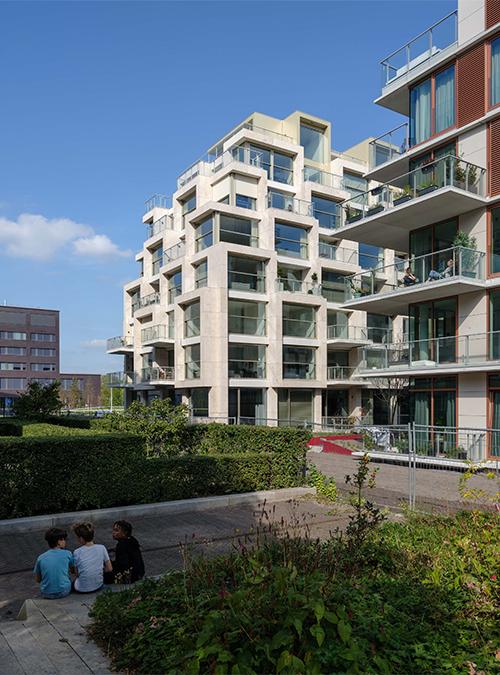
0,331,27,340
195,216,213,252
228,343,265,378
491,37,500,107
235,194,256,210
0,347,26,355
190,388,209,417
343,171,367,197
283,346,315,379
185,344,200,379
282,303,316,338
228,300,266,336
31,333,56,342
490,291,500,360
409,298,456,363
0,362,26,371
367,313,392,343
184,301,200,338
300,122,325,163
275,222,308,259
31,363,57,372
151,245,163,275
322,389,349,419
410,68,455,145
0,378,25,390
31,348,56,356
194,260,208,288
181,191,196,228
219,214,257,247
311,195,340,229
359,244,382,270
409,219,457,280
228,255,265,293
410,377,456,454
491,207,500,274
321,270,347,303
229,388,266,424
434,66,455,134
249,145,293,184
278,389,313,426
410,79,432,145
168,270,182,304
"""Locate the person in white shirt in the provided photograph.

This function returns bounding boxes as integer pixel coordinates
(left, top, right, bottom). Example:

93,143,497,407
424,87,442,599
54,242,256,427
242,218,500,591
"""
72,522,112,593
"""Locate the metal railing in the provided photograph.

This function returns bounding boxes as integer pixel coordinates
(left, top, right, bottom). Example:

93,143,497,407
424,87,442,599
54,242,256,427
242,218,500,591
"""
282,317,316,338
228,270,266,293
319,242,357,265
327,325,368,341
345,245,485,300
106,336,133,351
163,242,185,265
137,366,175,383
275,279,322,295
380,10,458,87
147,214,173,239
267,191,313,217
283,363,316,379
228,360,266,378
369,123,409,169
303,167,344,190
228,315,266,336
213,146,264,174
144,194,169,213
360,330,500,372
234,121,293,143
132,292,161,314
342,155,486,226
141,324,174,343
327,366,358,380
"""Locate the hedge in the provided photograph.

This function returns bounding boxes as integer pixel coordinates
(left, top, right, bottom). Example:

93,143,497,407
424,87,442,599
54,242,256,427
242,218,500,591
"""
45,416,93,429
0,433,306,519
0,420,22,437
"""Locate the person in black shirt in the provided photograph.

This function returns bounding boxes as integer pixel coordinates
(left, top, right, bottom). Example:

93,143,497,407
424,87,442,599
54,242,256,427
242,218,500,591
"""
104,520,145,584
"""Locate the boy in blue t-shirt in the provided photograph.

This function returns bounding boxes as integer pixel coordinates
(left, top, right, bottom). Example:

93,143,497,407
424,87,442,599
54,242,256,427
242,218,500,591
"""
34,528,74,599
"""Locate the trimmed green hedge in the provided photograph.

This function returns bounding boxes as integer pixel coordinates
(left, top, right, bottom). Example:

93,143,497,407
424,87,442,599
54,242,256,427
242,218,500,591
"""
185,424,310,457
45,416,93,429
0,420,22,437
0,432,306,519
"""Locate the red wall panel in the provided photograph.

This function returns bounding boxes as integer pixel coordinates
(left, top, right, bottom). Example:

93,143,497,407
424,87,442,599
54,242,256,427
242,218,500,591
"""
457,43,486,127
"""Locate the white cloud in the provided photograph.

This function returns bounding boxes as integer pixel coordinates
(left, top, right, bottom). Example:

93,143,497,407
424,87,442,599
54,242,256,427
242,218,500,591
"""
82,338,107,349
73,234,131,259
0,213,130,261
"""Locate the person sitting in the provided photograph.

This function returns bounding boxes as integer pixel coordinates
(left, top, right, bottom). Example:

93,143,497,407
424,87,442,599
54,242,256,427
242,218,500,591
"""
104,520,145,584
34,528,74,599
72,522,112,593
402,267,418,286
428,258,454,282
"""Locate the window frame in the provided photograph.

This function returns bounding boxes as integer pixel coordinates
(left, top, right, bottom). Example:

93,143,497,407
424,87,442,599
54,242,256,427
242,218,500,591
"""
409,63,457,148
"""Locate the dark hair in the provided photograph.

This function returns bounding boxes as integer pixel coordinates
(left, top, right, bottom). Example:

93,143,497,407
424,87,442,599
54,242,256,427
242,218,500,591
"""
113,520,132,537
73,522,95,542
45,528,67,548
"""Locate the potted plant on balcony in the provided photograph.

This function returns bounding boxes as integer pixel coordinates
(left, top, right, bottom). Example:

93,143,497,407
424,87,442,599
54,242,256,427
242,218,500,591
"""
308,272,319,295
367,202,385,216
416,179,438,196
453,231,479,278
393,184,413,206
345,204,363,224
454,155,479,193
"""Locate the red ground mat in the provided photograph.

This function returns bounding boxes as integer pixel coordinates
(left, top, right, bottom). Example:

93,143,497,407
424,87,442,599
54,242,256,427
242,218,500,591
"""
308,434,363,456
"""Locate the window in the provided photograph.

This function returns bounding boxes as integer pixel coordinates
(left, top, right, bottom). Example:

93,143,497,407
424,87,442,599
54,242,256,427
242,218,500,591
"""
194,260,208,288
219,214,257,247
151,245,163,275
168,270,182,304
275,222,308,259
409,219,457,279
249,145,293,184
0,378,25,390
190,388,209,417
491,207,500,274
195,216,213,252
0,362,26,371
282,304,316,338
410,376,456,453
228,255,265,292
181,191,196,227
139,259,144,277
31,363,57,372
184,301,200,338
283,346,315,379
229,388,266,424
0,311,27,324
31,314,56,327
491,37,500,107
31,333,56,342
321,270,347,303
278,389,313,426
31,348,56,356
0,331,27,340
228,343,265,378
185,344,200,379
343,172,367,198
0,347,26,355
311,195,340,229
300,122,325,163
228,300,266,336
235,194,256,210
409,66,455,145
409,299,456,363
367,313,392,343
359,244,383,270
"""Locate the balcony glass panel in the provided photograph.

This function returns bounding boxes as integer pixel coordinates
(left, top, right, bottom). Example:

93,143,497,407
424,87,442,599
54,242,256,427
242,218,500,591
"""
275,222,308,259
369,123,409,169
283,346,315,379
268,190,312,217
148,214,172,239
194,260,208,288
144,194,168,213
321,271,347,303
139,366,175,383
327,325,368,341
228,300,266,336
141,323,174,343
132,292,160,314
228,256,265,293
228,344,265,378
282,303,316,338
107,336,133,350
195,216,213,252
327,366,355,380
184,301,201,338
312,195,341,229
168,271,182,304
275,278,321,295
185,344,200,379
151,246,163,275
319,241,357,265
219,214,258,247
304,167,343,190
163,242,185,265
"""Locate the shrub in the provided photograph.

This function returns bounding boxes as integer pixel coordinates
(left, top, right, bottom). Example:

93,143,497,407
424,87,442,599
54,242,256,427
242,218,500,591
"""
11,380,63,420
0,420,22,437
45,416,93,429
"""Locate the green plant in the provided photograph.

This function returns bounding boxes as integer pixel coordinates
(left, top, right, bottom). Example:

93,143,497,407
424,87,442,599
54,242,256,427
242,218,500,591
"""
417,179,437,191
12,380,63,420
307,463,337,502
453,230,477,250
402,183,413,196
344,454,385,549
0,420,22,437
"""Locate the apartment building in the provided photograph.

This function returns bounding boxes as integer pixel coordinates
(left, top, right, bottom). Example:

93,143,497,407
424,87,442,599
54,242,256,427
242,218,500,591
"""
0,305,101,411
326,0,500,455
107,111,403,426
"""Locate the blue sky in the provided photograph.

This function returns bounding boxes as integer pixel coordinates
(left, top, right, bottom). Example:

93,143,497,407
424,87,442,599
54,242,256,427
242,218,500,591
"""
0,0,455,373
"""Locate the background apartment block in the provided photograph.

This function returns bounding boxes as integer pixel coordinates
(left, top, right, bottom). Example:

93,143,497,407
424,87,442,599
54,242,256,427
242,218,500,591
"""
0,305,101,411
327,0,500,455
107,111,404,426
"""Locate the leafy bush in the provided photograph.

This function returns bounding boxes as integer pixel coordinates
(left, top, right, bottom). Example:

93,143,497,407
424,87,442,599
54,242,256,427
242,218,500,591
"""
89,510,499,674
0,420,22,437
307,463,337,502
20,423,111,438
11,380,63,420
45,416,93,429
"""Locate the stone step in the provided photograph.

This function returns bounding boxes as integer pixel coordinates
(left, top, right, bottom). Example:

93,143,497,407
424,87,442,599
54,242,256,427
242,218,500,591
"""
0,617,58,674
0,629,25,675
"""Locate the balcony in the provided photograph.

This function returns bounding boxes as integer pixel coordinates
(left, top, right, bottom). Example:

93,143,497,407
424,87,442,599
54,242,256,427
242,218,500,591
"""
106,336,134,354
163,242,185,266
283,318,316,339
228,360,266,379
359,331,500,377
141,324,174,346
275,279,322,296
106,371,134,387
228,314,266,336
147,214,173,239
343,246,485,314
368,123,409,172
178,146,265,190
327,325,371,349
319,242,358,266
132,292,161,315
338,156,487,250
283,362,316,380
136,366,175,385
327,366,363,384
144,194,169,214
228,270,266,294
379,10,458,113
303,167,344,191
267,191,313,217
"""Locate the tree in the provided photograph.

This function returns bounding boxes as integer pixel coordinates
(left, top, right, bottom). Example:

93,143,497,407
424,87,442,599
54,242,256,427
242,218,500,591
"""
100,376,123,408
12,380,63,420
370,375,409,425
68,379,84,408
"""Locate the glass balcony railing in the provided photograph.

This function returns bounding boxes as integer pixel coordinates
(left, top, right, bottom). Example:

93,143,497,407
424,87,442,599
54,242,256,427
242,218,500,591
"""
369,123,409,169
228,270,266,293
360,331,500,372
228,360,266,378
342,155,486,226
163,242,185,265
275,279,322,295
327,325,368,341
147,214,173,239
132,292,161,314
106,336,133,351
231,121,293,143
138,366,175,383
228,315,266,336
267,191,313,217
303,167,344,190
319,242,357,265
144,194,169,213
275,240,308,260
141,324,174,343
314,207,341,230
283,318,316,338
327,366,356,380
380,10,458,88
185,361,201,379
345,246,485,301
366,327,393,344
106,371,134,386
283,362,316,379
213,147,264,174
